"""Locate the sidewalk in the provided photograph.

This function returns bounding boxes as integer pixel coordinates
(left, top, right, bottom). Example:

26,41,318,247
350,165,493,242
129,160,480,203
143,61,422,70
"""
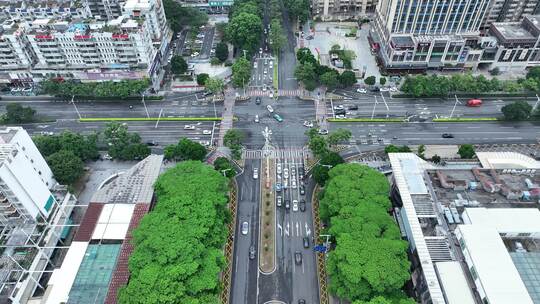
217,91,235,146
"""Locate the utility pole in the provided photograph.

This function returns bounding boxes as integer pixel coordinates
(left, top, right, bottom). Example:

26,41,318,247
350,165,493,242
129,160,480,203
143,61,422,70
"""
380,92,389,118
154,108,163,128
71,95,81,119
449,94,460,119
141,93,150,118
371,95,378,120
534,94,540,112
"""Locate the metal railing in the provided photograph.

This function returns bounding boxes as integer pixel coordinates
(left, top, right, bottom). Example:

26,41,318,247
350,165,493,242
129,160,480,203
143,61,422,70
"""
312,184,329,304
220,179,238,304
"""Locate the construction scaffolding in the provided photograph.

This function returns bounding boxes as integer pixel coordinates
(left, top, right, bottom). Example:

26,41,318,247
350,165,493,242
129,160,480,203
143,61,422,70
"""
0,184,81,304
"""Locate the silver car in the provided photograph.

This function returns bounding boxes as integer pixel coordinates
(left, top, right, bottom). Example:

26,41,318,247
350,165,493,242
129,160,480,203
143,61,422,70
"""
241,222,249,235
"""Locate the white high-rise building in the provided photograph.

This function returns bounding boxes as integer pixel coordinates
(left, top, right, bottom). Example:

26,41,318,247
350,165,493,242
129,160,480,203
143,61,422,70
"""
122,0,167,43
0,127,56,223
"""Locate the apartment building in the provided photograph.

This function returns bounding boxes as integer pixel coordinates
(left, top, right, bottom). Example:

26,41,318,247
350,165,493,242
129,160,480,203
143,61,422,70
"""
483,0,540,28
312,0,377,21
371,0,491,72
0,127,56,224
0,21,33,70
0,0,90,21
84,0,124,20
122,0,167,43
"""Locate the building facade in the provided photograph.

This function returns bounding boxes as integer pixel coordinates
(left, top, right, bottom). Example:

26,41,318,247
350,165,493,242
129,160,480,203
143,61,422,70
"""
371,0,491,72
84,0,124,20
122,0,167,43
0,127,56,224
0,22,33,70
312,0,377,21
483,0,540,28
0,0,90,21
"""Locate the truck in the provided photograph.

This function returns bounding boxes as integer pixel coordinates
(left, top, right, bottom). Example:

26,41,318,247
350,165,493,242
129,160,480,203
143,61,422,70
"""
467,99,482,107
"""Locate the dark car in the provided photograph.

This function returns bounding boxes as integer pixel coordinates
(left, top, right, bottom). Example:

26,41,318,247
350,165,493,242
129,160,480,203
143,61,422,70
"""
348,105,359,110
203,90,213,97
285,199,290,210
294,251,303,265
303,237,310,248
298,300,306,304
146,141,158,146
442,133,454,138
299,185,305,195
275,183,282,192
299,200,306,212
255,97,261,105
249,245,256,260
371,87,380,92
334,109,346,115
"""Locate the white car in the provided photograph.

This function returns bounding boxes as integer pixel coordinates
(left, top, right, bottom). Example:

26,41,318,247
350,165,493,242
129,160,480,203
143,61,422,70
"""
291,179,297,189
254,114,260,123
333,105,344,110
262,85,267,91
194,39,203,44
277,164,282,174
190,52,199,57
318,129,329,135
202,130,212,135
263,69,268,74
389,86,398,92
283,168,289,179
303,121,314,128
356,88,367,93
379,87,390,92
199,140,210,146
336,114,346,119
254,62,258,69
292,200,299,212
253,168,259,179
270,60,273,65
267,105,274,113
184,125,196,130
241,222,249,235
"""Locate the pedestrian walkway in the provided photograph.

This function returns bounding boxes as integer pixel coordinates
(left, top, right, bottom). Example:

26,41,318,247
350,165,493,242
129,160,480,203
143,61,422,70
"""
217,91,236,147
242,148,304,159
245,88,306,97
315,94,329,130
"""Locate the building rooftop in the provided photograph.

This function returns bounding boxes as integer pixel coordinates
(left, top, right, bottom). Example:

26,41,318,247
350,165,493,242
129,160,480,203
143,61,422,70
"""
491,22,537,43
435,261,475,304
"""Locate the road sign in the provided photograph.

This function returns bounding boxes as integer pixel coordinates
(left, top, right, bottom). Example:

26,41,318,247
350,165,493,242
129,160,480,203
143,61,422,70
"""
314,245,327,253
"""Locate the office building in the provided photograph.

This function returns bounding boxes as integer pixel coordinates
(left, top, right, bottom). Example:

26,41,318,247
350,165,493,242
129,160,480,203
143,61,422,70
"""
389,151,540,303
371,0,492,72
312,0,377,21
483,0,540,28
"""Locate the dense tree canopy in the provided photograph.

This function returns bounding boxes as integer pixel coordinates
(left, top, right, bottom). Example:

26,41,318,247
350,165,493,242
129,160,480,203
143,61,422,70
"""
321,164,412,303
171,55,188,75
205,77,225,94
312,151,344,185
284,0,310,22
214,157,236,178
501,101,532,120
269,18,286,52
215,42,229,62
339,71,357,88
327,128,352,146
119,161,229,304
104,122,150,160
457,144,476,159
3,103,36,123
196,73,210,86
226,12,262,54
47,150,84,185
164,138,207,161
232,57,252,88
33,131,99,161
384,145,411,154
224,129,245,160
163,0,208,32
40,78,149,98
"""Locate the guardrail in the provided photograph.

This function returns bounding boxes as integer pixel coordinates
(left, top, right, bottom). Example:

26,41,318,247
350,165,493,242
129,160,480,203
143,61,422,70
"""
220,178,238,304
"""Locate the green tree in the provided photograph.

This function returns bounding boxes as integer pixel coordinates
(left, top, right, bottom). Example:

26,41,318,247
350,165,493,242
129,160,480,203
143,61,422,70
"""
171,55,188,75
269,18,286,52
163,0,208,32
417,144,426,159
230,0,260,18
364,76,376,86
118,161,229,304
312,151,345,185
379,77,386,86
501,101,533,120
177,138,207,161
215,42,229,62
320,70,340,90
431,154,441,164
47,150,84,185
3,103,36,123
226,12,262,54
33,131,98,161
295,62,318,91
224,129,244,160
296,48,318,66
205,77,225,94
309,135,328,157
196,73,210,86
104,122,150,160
458,144,475,159
232,57,251,88
327,128,352,145
214,157,236,178
527,66,540,79
284,0,310,22
339,71,357,88
384,145,411,154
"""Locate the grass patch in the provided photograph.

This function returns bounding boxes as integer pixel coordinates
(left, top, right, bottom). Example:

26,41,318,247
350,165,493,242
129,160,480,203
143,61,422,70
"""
80,117,222,122
433,117,499,122
328,118,405,123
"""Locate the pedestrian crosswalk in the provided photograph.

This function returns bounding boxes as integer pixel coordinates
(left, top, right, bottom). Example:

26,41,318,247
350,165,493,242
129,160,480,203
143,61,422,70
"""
242,149,304,159
245,89,307,97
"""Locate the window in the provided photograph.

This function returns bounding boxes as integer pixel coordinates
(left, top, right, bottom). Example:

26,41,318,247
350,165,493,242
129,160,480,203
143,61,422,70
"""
518,233,531,237
459,237,466,249
470,266,478,280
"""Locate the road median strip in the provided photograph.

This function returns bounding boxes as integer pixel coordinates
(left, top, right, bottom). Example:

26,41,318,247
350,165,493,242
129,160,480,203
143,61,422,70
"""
432,117,499,122
328,118,405,123
79,117,222,122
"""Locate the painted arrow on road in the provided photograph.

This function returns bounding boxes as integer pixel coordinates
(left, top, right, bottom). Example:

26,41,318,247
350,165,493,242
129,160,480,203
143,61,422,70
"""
305,222,311,237
277,223,283,236
285,222,290,237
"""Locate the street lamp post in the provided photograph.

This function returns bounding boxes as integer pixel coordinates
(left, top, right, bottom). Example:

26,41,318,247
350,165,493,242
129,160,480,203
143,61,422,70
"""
449,94,460,119
141,93,150,118
70,95,82,120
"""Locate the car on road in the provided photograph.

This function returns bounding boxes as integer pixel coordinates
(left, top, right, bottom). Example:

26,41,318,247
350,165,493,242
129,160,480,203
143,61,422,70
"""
40,131,54,136
254,114,260,123
389,86,398,92
303,237,310,248
348,105,359,110
299,185,305,195
276,196,282,207
292,199,298,212
298,300,306,304
380,87,390,92
256,97,262,105
356,88,367,93
299,200,306,212
276,183,282,192
442,133,454,138
184,125,196,130
254,62,258,69
241,222,249,235
303,120,314,128
273,113,283,122
336,114,346,119
199,140,210,146
318,129,329,135
253,168,259,179
283,168,289,179
291,179,297,189
285,199,290,210
277,163,282,174
146,141,158,146
267,105,274,113
467,99,482,107
371,87,380,92
334,109,346,115
294,251,303,265
249,245,256,260
190,52,199,57
333,105,344,110
202,130,212,135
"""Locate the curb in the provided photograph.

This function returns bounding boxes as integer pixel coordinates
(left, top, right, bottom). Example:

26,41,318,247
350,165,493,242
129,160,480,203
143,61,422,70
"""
79,117,222,122
258,156,277,275
220,179,238,304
